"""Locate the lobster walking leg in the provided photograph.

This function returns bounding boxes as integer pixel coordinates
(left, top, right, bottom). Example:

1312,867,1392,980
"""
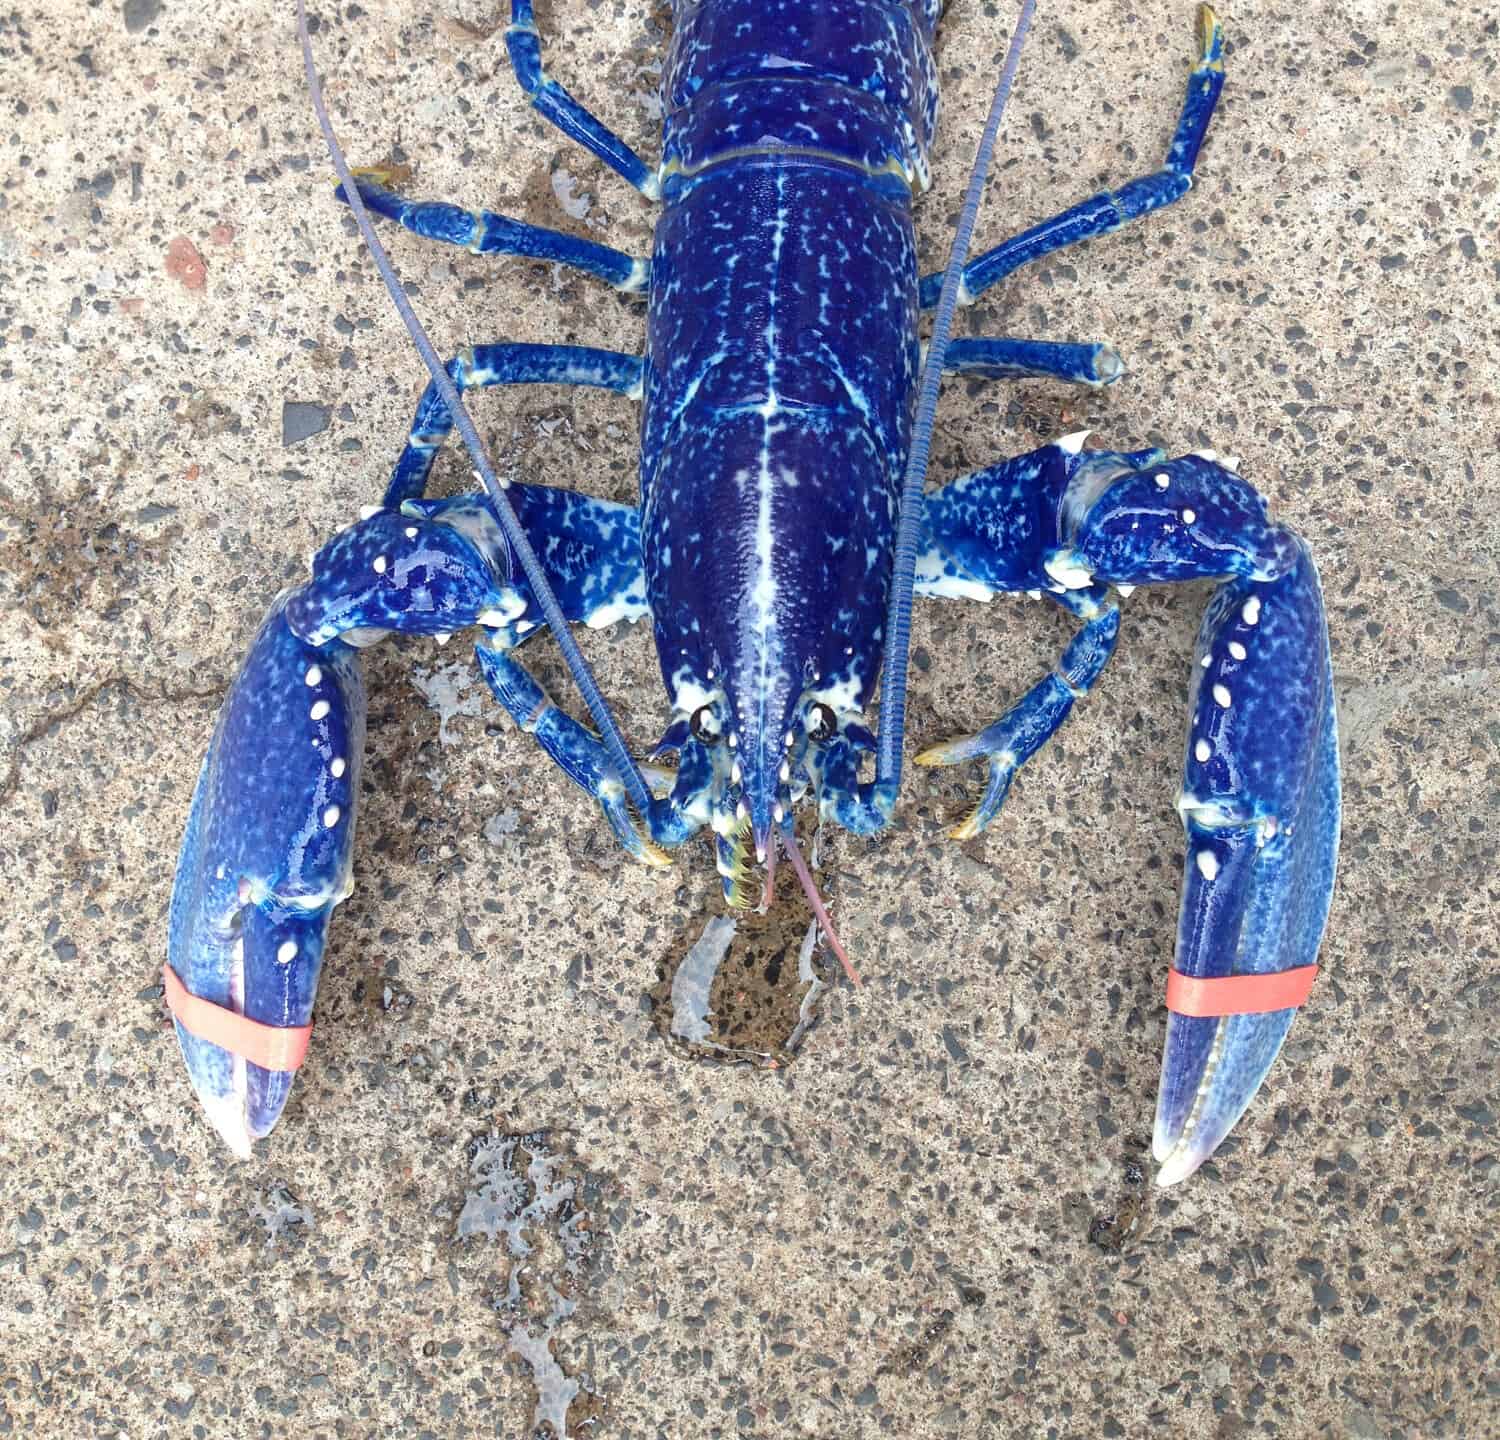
918,5,1225,310
943,337,1124,388
335,173,649,293
1153,544,1338,1184
170,472,677,1154
916,439,1337,1184
383,342,643,508
504,0,660,200
915,586,1122,839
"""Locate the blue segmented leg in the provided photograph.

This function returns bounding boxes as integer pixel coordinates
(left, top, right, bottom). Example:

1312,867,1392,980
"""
1153,540,1338,1184
915,585,1122,838
335,173,649,293
169,481,684,1154
168,499,515,1157
912,436,1338,1182
383,342,643,508
918,5,1225,310
505,0,660,201
943,337,1125,388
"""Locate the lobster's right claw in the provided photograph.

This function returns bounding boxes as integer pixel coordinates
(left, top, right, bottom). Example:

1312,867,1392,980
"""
167,597,365,1158
1153,540,1340,1185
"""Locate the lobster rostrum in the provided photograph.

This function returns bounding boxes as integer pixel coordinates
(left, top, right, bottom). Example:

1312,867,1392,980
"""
166,1,1340,1188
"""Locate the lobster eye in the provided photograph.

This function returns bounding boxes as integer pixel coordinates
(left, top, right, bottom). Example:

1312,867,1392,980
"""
690,705,721,744
806,703,838,742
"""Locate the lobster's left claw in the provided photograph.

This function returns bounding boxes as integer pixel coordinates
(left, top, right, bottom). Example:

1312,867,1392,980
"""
1153,539,1340,1185
167,596,364,1157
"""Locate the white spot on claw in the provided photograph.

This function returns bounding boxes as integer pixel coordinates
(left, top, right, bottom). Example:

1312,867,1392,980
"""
276,940,297,964
405,526,419,539
323,804,341,828
304,665,322,687
1229,641,1247,661
1154,472,1170,489
330,757,346,778
373,555,387,574
1212,684,1231,708
1196,849,1220,881
310,699,330,721
1182,508,1196,525
1195,738,1212,763
1200,654,1212,669
1242,596,1261,625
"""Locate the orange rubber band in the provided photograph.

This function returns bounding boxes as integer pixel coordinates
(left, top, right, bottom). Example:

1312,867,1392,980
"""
162,964,312,1072
1166,964,1318,1018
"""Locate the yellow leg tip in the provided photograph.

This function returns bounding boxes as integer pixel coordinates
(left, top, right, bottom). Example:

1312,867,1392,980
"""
637,838,674,870
948,812,982,843
1196,5,1223,63
344,163,412,191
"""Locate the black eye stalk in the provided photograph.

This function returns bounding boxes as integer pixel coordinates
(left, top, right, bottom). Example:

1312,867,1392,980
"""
690,706,721,745
806,703,838,743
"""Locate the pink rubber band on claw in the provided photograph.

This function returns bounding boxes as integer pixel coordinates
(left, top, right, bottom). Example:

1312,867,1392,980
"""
1166,965,1318,1018
163,964,311,1072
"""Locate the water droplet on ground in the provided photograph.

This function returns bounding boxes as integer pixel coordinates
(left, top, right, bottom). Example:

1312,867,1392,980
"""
650,899,835,1069
458,1131,601,1437
249,1182,312,1249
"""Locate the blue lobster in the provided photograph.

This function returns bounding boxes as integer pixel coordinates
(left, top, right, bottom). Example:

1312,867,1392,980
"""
166,1,1339,1188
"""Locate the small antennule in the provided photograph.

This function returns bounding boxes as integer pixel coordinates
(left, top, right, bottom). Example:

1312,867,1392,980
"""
780,829,862,988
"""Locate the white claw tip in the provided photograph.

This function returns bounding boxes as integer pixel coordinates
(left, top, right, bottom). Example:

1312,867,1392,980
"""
1196,848,1220,881
1055,429,1091,456
1153,1147,1203,1188
358,504,383,520
200,1093,255,1161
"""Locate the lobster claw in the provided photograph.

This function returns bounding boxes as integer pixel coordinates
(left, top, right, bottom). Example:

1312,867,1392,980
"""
1153,538,1340,1185
167,596,364,1157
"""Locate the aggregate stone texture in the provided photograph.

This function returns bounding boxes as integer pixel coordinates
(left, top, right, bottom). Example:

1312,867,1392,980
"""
1,1,1497,1437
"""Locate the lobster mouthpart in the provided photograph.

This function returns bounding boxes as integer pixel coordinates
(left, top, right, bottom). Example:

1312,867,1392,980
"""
167,597,364,1157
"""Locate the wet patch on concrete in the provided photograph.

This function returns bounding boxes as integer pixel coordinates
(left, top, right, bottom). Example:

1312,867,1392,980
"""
1088,1158,1149,1254
648,902,836,1069
458,1130,602,1437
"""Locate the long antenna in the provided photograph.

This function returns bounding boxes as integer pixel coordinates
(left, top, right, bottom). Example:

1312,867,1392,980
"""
295,1,654,818
875,0,1038,789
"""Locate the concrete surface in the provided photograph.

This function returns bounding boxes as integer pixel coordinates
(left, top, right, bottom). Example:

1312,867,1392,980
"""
1,1,1496,1436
